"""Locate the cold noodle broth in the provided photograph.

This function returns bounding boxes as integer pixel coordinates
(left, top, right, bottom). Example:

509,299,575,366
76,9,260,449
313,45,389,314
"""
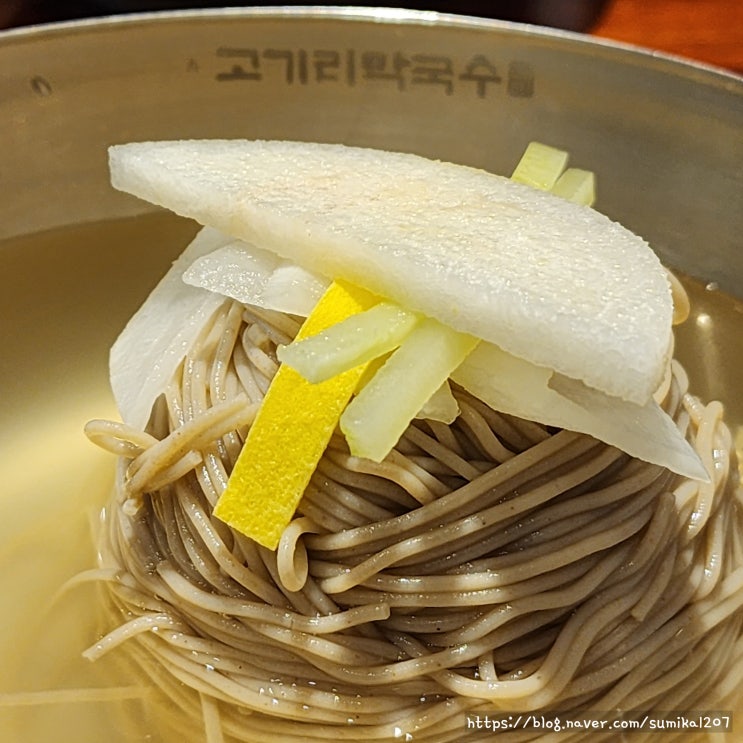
0,214,741,742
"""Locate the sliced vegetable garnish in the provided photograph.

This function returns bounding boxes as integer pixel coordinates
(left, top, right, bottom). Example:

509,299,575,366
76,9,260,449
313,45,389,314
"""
110,140,673,405
108,137,707,558
512,143,595,207
416,380,460,424
452,343,708,481
260,263,330,316
183,240,328,317
510,141,569,190
276,302,419,383
110,226,230,429
213,280,377,549
340,319,479,462
550,168,596,206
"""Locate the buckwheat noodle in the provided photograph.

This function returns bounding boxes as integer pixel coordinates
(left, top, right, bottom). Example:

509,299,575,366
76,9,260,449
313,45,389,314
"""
85,298,743,742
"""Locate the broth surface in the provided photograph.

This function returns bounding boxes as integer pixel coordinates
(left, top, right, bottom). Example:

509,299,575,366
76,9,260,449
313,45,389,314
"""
0,214,741,742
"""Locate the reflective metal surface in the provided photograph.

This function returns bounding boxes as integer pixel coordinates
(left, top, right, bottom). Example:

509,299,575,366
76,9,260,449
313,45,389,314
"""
1,7,741,290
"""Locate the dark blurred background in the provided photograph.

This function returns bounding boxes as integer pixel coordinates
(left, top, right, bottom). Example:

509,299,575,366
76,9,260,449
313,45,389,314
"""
0,1,610,32
1,0,741,73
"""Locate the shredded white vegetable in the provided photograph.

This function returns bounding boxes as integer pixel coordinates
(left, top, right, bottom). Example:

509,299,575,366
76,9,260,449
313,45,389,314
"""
110,227,228,428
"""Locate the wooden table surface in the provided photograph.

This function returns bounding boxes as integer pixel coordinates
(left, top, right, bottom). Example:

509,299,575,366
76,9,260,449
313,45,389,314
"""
593,0,743,74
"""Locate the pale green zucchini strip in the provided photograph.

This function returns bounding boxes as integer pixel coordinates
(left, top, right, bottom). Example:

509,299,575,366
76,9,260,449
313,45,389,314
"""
277,302,419,383
340,319,478,462
551,168,596,206
510,141,568,190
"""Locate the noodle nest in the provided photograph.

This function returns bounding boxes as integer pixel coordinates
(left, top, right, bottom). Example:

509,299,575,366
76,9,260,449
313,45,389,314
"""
86,299,743,742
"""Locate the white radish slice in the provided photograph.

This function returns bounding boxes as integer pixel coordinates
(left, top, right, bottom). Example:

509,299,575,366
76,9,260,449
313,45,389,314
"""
110,226,228,429
182,240,280,301
111,228,326,429
108,141,703,479
261,263,329,316
452,344,708,481
182,241,327,316
108,140,672,406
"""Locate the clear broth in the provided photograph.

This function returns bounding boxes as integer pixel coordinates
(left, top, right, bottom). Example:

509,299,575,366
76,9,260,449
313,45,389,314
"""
0,214,741,742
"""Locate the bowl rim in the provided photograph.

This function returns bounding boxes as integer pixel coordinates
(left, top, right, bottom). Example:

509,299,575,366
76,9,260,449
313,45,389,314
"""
0,4,741,91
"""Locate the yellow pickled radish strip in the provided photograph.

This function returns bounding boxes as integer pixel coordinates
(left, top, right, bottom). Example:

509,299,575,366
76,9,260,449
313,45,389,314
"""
340,318,479,462
510,141,568,190
213,280,377,549
277,302,419,383
551,168,596,206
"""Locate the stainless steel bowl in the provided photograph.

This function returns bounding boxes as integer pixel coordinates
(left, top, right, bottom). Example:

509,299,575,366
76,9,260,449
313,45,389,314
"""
0,8,741,743
2,8,741,282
